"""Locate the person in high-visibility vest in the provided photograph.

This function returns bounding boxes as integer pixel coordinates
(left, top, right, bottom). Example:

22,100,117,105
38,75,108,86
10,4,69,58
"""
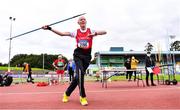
23,62,34,83
131,56,139,81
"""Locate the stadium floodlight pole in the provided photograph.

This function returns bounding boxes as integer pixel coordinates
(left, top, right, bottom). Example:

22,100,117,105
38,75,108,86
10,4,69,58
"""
8,17,16,72
6,13,86,40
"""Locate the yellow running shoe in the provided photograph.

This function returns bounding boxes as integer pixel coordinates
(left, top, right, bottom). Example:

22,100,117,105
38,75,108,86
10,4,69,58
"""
80,96,88,106
62,93,69,103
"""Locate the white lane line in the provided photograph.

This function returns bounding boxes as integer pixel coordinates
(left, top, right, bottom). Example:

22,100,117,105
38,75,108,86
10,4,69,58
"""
0,86,178,96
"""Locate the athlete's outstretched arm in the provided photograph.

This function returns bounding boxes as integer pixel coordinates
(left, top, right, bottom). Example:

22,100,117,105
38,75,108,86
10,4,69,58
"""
89,30,107,37
42,25,71,37
96,31,107,35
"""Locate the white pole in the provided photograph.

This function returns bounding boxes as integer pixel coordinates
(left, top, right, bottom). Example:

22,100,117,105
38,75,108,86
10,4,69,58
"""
8,17,15,72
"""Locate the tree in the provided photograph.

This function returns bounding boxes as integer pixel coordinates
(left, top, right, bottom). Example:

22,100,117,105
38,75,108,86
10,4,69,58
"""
170,40,180,51
10,54,68,70
144,42,154,52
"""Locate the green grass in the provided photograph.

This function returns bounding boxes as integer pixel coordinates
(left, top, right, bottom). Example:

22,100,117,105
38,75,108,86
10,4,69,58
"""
1,66,179,83
110,74,180,82
11,74,180,84
13,74,180,83
13,77,50,83
0,66,50,75
0,66,45,71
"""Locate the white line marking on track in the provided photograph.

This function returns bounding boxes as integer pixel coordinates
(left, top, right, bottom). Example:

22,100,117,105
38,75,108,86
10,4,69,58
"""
0,86,179,96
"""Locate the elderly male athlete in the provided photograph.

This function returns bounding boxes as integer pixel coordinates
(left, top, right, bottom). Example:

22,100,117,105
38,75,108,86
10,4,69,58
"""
42,16,106,106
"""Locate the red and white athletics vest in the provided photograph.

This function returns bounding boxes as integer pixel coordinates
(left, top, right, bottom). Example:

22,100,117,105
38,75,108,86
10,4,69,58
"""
76,28,93,49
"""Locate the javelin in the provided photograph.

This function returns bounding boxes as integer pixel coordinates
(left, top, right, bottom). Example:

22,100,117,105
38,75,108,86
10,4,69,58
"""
6,13,86,40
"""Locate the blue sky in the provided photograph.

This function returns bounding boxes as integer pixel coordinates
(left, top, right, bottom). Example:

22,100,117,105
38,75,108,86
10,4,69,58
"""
0,0,180,63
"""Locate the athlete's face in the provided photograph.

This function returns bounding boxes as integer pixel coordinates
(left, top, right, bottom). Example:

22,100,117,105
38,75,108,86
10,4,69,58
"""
78,16,87,28
58,55,62,59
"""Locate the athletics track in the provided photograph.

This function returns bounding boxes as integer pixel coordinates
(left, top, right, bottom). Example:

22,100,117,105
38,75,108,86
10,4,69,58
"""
0,81,180,109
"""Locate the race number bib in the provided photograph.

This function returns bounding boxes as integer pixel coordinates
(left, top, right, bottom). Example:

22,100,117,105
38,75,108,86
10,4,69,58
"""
78,40,89,49
57,62,64,67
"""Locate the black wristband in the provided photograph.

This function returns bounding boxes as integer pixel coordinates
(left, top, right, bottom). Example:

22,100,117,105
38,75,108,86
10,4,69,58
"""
47,26,52,30
94,32,97,36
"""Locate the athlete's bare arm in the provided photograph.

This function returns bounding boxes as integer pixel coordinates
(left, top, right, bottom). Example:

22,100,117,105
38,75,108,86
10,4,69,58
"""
88,30,107,37
42,25,71,36
52,62,58,70
96,31,107,35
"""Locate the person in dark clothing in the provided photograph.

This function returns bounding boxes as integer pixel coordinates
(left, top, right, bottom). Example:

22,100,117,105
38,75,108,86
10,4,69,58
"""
67,59,76,83
42,16,107,106
124,57,132,81
145,52,156,86
23,62,34,83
